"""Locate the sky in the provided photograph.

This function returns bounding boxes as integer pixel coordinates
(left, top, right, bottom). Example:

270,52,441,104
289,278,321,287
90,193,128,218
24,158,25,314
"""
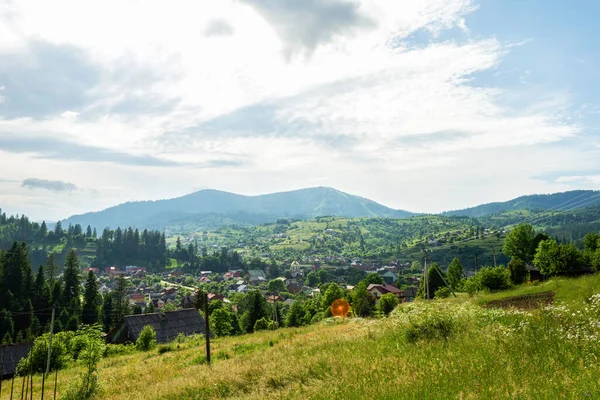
1,0,599,221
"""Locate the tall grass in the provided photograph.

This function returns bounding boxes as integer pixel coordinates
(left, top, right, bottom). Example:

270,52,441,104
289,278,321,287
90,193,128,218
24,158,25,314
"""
3,275,600,399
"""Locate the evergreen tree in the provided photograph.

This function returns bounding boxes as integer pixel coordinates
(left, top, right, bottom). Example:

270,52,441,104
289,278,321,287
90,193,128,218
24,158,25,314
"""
0,310,14,342
92,227,97,238
285,301,304,327
45,253,57,288
54,221,63,239
507,258,528,285
62,250,81,311
446,257,463,290
145,302,155,314
40,221,48,241
32,265,51,324
351,283,375,317
86,225,93,238
112,275,130,327
82,270,100,325
101,293,113,332
241,290,267,333
0,242,26,304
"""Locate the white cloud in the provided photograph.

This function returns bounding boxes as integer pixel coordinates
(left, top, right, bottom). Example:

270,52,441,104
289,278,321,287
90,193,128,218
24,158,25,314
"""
0,0,592,220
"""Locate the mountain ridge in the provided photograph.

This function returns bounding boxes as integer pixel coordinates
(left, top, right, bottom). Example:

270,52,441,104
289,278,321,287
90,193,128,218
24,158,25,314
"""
60,187,600,232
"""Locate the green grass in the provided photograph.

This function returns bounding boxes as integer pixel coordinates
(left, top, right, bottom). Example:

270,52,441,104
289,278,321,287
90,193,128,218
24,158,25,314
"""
475,272,600,307
6,274,600,399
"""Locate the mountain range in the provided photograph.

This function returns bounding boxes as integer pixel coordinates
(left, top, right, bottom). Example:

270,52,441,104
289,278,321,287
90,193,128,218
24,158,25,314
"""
61,187,600,232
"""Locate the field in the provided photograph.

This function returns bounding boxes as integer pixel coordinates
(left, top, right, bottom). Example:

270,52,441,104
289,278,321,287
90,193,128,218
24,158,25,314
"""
4,273,600,400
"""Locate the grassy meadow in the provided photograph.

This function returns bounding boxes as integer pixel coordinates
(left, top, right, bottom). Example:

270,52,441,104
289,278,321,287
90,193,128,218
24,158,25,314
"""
3,274,600,400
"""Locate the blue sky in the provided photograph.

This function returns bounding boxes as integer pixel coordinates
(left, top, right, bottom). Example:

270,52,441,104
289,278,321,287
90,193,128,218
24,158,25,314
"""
0,0,599,221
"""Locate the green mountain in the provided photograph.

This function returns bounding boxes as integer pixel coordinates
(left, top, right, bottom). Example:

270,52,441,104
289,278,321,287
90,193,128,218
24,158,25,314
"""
443,190,600,217
62,187,414,231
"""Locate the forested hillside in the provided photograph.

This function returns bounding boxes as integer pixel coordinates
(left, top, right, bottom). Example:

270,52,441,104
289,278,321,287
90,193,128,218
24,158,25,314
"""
62,187,414,231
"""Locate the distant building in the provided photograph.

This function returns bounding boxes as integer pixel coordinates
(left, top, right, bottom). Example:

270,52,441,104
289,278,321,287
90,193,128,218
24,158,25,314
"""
0,343,32,379
367,284,403,303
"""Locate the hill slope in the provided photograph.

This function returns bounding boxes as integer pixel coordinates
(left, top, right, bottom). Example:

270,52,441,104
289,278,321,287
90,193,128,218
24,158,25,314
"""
62,187,413,231
444,190,600,217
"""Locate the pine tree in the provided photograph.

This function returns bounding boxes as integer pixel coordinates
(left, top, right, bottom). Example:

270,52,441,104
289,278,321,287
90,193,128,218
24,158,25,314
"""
32,265,51,324
86,225,93,238
62,250,82,309
101,293,113,332
112,275,130,327
446,257,464,290
82,270,100,325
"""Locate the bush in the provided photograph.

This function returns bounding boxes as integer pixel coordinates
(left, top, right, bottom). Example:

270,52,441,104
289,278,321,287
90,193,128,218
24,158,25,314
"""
507,258,528,285
462,278,479,296
376,293,399,316
253,317,277,332
158,345,172,354
404,312,455,343
136,325,157,351
434,287,451,299
476,266,511,291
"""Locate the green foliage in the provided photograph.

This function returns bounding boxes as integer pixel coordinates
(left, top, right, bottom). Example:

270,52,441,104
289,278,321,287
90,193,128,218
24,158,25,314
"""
362,272,383,286
305,271,319,286
82,270,100,325
507,258,528,285
502,224,535,263
267,279,286,293
351,283,375,317
285,301,304,327
320,283,345,313
534,239,584,276
253,317,276,332
446,257,463,290
210,308,233,337
475,266,511,291
239,290,268,333
376,293,398,316
403,308,456,343
417,263,446,298
61,328,105,400
136,325,157,351
434,287,452,299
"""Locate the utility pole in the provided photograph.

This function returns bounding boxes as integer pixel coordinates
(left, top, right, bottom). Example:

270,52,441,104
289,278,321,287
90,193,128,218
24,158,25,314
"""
423,249,430,300
493,247,497,268
0,346,5,396
42,305,56,398
204,293,211,365
475,253,479,272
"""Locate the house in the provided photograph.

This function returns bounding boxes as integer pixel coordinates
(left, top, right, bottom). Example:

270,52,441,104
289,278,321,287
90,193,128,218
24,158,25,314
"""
223,272,234,280
130,293,146,305
285,279,303,293
169,269,184,278
125,266,147,276
237,284,249,294
266,295,283,303
367,284,403,303
112,309,211,344
84,267,100,275
403,286,418,302
378,270,398,284
248,269,267,284
283,298,296,306
207,293,225,302
105,266,123,279
0,342,32,379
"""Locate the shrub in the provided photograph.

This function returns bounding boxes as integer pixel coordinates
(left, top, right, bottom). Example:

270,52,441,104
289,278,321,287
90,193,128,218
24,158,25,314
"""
434,287,451,299
158,345,172,354
376,293,399,316
476,266,511,291
404,312,455,343
136,325,157,351
253,317,270,332
507,258,528,285
462,277,479,296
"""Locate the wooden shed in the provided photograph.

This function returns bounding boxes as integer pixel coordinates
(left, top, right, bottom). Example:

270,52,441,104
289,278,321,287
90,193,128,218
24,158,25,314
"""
112,309,211,344
0,342,32,379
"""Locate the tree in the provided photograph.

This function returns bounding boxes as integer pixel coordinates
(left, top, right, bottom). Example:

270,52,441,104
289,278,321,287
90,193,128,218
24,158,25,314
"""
305,271,319,287
86,225,93,238
321,283,345,314
361,272,383,286
112,275,130,327
476,266,511,291
63,250,82,310
285,301,304,327
240,290,267,333
101,293,113,332
534,239,557,276
210,308,233,337
317,269,329,284
136,325,157,351
507,258,528,285
503,224,535,263
82,271,100,325
583,232,600,254
534,239,583,276
267,279,286,293
351,283,375,317
376,293,398,316
417,263,446,299
446,257,463,290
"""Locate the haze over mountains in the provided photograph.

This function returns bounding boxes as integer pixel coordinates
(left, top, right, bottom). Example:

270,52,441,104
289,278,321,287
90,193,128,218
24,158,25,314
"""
59,187,600,232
